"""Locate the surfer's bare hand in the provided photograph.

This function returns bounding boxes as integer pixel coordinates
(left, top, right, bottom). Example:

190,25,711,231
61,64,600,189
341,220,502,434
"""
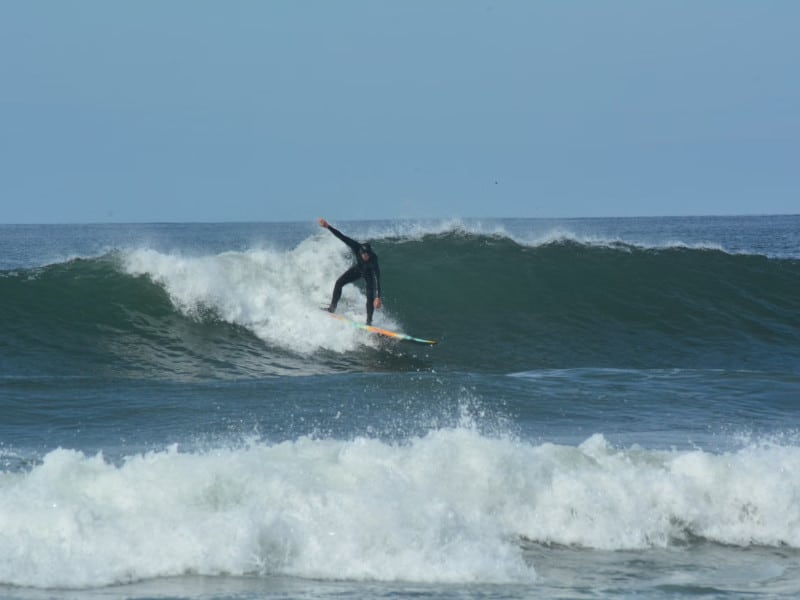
374,298,382,310
318,218,329,229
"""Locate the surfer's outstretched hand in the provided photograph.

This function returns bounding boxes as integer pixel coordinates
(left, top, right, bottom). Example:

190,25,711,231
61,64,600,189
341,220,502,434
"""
318,218,329,229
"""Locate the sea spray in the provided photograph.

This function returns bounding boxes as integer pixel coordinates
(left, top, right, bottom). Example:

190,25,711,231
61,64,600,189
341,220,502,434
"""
121,239,407,355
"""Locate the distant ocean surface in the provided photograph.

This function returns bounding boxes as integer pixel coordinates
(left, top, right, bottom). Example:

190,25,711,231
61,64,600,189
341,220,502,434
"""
1,215,799,600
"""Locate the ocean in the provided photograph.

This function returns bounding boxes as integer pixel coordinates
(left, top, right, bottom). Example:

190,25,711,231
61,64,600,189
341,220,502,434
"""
1,215,799,599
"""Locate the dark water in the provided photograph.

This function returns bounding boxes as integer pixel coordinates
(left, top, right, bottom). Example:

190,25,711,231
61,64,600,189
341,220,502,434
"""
1,216,799,599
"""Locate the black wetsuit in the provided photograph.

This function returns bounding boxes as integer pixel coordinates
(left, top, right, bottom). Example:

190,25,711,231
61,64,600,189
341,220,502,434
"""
326,225,381,325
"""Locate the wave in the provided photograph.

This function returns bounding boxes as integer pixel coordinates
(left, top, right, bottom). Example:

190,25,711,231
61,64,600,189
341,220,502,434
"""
1,430,799,588
387,231,800,372
1,225,799,378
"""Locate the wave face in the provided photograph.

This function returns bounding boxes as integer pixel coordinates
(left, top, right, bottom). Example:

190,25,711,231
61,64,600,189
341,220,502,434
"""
385,231,800,373
1,224,799,378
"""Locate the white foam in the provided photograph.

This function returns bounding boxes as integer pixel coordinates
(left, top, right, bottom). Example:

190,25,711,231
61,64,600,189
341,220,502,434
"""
356,218,512,242
350,219,738,254
2,431,800,589
507,227,732,253
120,234,401,354
0,433,535,588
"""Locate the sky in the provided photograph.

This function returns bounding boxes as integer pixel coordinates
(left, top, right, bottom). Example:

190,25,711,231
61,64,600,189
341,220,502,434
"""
1,1,798,224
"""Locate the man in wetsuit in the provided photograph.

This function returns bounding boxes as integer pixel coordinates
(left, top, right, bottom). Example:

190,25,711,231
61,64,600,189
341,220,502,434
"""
319,218,382,325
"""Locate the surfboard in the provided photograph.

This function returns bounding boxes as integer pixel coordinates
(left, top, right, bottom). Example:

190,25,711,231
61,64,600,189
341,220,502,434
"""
325,312,438,346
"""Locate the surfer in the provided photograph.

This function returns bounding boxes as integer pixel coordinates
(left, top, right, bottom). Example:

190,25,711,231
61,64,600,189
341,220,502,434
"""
318,218,382,325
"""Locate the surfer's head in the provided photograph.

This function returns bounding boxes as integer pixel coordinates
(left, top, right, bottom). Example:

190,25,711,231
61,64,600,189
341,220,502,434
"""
360,243,373,261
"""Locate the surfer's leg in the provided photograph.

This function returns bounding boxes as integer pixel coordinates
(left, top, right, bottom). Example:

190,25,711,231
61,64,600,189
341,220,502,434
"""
364,282,376,325
329,267,361,312
365,291,375,325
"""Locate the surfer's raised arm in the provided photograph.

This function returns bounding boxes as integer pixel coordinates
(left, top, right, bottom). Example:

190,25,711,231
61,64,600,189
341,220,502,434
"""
319,218,361,253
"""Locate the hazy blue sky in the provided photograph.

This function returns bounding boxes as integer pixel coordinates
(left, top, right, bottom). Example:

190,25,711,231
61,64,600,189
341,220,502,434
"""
1,1,798,223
